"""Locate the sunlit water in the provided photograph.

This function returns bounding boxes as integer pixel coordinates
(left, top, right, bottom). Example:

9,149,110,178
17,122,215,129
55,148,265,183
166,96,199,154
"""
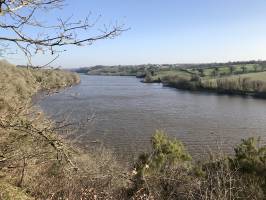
39,75,266,159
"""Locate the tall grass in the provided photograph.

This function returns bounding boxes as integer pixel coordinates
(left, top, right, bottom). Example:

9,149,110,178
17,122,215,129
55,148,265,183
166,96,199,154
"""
201,75,266,94
148,67,266,96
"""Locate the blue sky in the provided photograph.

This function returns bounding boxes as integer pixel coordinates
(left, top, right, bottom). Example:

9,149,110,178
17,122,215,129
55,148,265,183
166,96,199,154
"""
7,0,266,67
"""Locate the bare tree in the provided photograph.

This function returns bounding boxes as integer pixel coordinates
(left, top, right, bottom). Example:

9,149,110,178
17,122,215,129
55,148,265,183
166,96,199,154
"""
0,0,126,65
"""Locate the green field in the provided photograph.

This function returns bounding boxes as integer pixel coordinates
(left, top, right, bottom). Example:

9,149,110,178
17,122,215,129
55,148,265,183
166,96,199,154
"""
146,69,192,82
144,63,266,96
80,61,266,96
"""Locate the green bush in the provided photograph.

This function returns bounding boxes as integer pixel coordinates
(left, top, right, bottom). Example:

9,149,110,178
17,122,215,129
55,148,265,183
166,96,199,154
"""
135,130,191,175
130,134,266,199
234,137,266,174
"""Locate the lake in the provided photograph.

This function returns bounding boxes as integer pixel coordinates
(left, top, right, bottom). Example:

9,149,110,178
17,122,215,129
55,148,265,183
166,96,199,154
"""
39,75,266,160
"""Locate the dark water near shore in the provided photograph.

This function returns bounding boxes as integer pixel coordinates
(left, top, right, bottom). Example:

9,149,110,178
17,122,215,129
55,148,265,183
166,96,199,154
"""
39,75,266,159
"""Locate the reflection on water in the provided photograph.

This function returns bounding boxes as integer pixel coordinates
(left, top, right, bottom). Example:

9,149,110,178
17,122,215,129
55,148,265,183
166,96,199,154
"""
39,75,266,159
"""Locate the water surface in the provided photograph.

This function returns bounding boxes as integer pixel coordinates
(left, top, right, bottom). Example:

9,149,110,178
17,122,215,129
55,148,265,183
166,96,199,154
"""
39,75,266,159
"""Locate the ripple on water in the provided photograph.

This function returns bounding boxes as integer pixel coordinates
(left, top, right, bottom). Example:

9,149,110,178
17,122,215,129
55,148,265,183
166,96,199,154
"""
39,75,266,159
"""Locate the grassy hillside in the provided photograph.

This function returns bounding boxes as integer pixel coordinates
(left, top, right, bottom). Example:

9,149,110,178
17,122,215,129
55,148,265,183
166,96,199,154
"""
86,65,144,76
201,72,266,95
143,62,266,97
78,64,160,77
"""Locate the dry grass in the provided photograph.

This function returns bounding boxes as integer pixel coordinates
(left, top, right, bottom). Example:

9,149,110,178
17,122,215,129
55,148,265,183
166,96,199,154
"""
238,71,266,81
201,73,266,93
0,181,33,200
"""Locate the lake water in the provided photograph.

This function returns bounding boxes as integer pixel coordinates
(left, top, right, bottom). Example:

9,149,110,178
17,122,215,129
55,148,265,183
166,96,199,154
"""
39,75,266,159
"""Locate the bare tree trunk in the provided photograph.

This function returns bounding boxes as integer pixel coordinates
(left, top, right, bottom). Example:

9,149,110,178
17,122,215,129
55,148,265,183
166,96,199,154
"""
18,157,26,187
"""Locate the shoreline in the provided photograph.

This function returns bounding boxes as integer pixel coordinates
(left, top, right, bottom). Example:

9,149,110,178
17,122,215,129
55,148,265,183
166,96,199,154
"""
142,79,266,99
84,73,266,99
163,83,266,98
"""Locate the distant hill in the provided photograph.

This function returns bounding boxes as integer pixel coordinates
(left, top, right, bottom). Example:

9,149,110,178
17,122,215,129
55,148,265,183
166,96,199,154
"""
73,60,266,77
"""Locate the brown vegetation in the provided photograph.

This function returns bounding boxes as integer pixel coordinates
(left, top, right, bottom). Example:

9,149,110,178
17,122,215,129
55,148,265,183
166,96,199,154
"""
0,61,126,199
1,61,266,199
127,133,266,200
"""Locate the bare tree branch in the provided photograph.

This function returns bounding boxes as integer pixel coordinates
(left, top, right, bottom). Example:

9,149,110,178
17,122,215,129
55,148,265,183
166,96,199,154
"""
0,0,127,66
